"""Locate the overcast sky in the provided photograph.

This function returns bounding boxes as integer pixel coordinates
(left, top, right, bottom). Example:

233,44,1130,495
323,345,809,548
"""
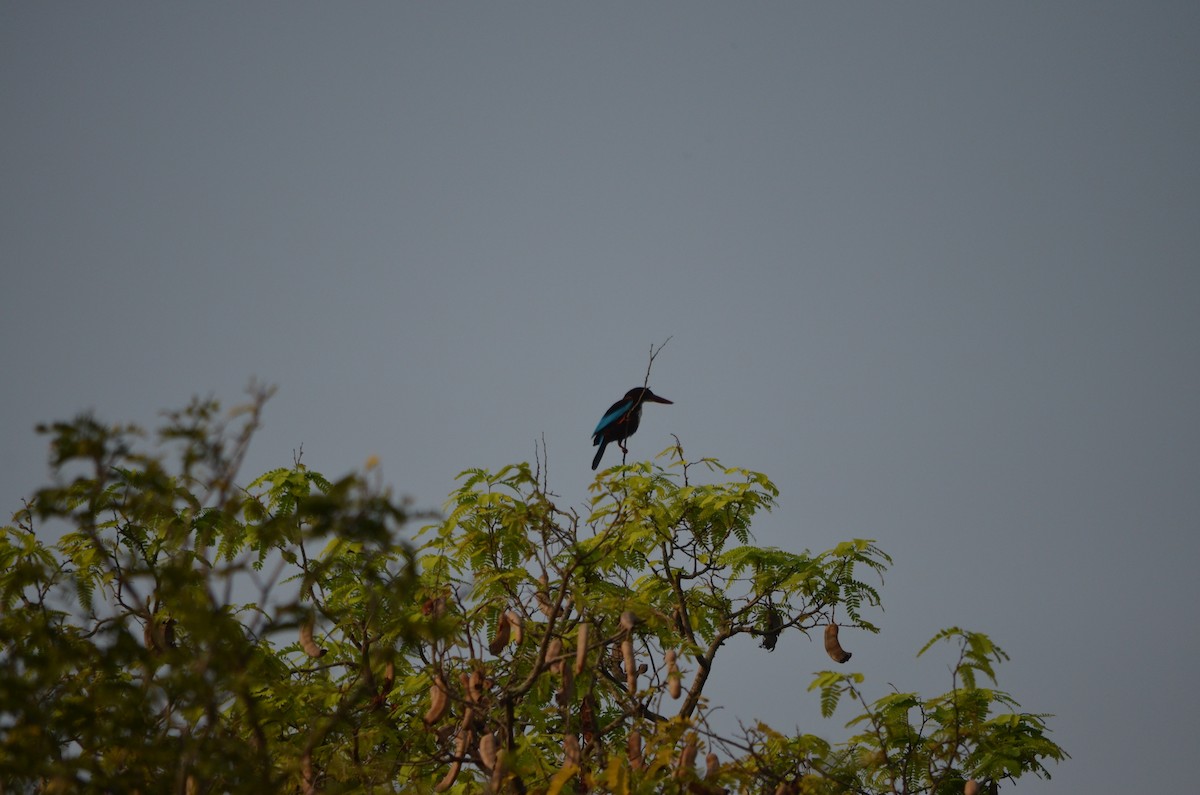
3,4,1198,791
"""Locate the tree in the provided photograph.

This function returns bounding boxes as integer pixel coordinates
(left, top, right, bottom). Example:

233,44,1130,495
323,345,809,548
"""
0,389,1065,793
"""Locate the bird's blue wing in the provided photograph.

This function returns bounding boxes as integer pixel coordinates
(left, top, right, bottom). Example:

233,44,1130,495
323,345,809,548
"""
593,400,633,435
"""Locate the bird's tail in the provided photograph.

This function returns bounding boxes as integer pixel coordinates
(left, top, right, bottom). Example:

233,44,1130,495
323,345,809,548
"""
591,441,607,470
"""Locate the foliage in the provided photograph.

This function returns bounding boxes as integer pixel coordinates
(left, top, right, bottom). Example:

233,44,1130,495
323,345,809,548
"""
0,391,1066,793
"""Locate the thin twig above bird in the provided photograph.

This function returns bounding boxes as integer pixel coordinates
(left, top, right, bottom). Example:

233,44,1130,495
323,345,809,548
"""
591,387,673,470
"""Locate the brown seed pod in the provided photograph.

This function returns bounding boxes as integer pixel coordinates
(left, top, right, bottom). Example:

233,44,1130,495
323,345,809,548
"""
622,637,637,694
575,622,589,675
479,732,498,769
488,613,511,655
489,749,509,791
666,649,682,699
547,637,564,674
824,623,852,664
381,660,395,696
422,596,447,618
564,733,581,767
423,674,449,726
434,708,473,792
468,668,486,703
558,661,574,703
760,605,784,651
299,614,325,658
506,610,524,644
963,780,980,795
675,734,697,778
705,752,719,779
627,730,644,770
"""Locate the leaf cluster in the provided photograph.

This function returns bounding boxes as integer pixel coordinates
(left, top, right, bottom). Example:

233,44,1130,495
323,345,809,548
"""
0,394,1065,793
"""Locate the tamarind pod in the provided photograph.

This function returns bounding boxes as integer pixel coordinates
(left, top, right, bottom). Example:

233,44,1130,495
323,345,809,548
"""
300,614,326,658
675,734,697,778
824,623,852,664
433,708,473,792
575,622,589,674
488,613,511,655
666,649,682,699
479,732,498,769
381,660,395,695
627,730,644,770
620,610,637,633
564,733,581,767
468,668,486,703
760,606,783,651
422,596,447,617
558,661,574,704
705,752,719,779
423,674,449,726
507,610,524,644
547,637,564,674
964,780,980,795
489,749,509,792
622,637,637,694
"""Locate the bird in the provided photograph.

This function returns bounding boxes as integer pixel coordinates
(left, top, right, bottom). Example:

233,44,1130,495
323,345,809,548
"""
591,387,673,470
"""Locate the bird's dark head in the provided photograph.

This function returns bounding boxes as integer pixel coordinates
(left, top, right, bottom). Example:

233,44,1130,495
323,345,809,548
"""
627,387,673,405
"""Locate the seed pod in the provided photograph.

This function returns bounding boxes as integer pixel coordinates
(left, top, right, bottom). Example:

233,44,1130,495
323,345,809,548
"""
824,623,852,664
575,622,589,674
547,637,564,674
675,734,697,778
558,661,574,703
760,605,783,651
489,749,509,791
422,596,447,618
627,730,644,770
622,637,637,694
506,610,524,644
299,613,325,658
564,733,581,767
488,613,511,655
434,708,473,792
705,752,719,779
423,674,449,726
479,732,498,769
620,610,637,633
666,649,682,699
381,660,395,695
964,780,980,795
468,668,486,703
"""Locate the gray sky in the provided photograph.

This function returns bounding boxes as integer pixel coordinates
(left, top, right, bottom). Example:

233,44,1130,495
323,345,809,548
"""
3,4,1198,791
